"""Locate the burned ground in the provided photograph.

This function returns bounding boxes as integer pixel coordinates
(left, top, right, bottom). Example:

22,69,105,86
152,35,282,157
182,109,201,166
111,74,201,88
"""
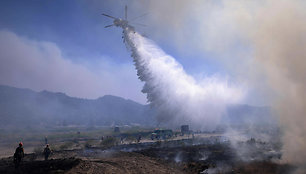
0,137,295,174
0,157,81,174
0,151,183,174
134,140,294,174
232,161,294,174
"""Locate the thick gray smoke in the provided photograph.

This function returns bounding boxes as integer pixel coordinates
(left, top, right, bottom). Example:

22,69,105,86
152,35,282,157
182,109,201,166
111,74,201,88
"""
123,30,243,130
248,1,306,172
131,0,306,172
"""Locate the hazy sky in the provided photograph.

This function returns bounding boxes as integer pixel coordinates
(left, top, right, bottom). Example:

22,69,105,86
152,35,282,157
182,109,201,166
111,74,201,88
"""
0,0,263,105
2,1,306,168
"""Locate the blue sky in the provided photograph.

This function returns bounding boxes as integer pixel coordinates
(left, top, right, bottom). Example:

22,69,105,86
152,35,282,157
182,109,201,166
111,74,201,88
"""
0,0,264,105
0,0,224,70
0,1,128,61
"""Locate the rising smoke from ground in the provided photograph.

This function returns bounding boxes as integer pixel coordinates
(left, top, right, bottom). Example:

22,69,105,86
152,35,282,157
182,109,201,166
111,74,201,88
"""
248,1,306,172
123,30,244,130
131,0,306,172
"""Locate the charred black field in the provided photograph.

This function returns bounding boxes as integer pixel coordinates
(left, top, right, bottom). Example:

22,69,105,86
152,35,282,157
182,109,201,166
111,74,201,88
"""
0,127,296,174
1,1,306,173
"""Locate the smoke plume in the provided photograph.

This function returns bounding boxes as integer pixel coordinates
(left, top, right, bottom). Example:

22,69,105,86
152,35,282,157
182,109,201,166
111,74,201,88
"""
123,30,243,130
127,0,306,171
135,0,306,171
248,1,306,172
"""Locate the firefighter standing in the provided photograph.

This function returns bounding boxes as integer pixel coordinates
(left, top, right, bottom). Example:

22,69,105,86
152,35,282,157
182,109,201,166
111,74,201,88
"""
43,144,51,160
137,134,142,143
14,142,24,168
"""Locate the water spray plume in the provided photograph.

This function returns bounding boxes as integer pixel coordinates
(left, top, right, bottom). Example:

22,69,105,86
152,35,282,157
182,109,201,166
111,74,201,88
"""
123,30,244,130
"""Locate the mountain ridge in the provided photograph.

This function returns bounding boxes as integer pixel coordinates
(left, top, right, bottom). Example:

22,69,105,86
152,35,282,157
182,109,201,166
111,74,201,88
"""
0,85,274,129
0,85,155,128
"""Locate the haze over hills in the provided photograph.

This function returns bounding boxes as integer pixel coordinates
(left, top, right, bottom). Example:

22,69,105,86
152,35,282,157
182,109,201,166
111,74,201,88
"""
0,85,274,129
0,85,156,128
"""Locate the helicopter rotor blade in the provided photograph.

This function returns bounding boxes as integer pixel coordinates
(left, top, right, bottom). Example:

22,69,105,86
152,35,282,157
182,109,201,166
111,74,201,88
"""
131,22,146,27
102,14,117,19
104,24,114,28
129,13,148,22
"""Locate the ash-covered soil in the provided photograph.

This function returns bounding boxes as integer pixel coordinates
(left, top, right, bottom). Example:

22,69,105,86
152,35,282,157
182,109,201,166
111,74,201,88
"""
0,151,183,174
0,138,295,174
67,152,184,174
135,140,294,174
0,157,81,174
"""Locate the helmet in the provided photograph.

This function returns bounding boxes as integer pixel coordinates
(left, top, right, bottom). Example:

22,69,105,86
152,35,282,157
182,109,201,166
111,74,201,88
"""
19,142,23,147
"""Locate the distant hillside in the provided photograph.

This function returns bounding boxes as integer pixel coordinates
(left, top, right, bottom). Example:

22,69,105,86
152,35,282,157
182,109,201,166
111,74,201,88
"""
0,85,274,129
0,85,156,128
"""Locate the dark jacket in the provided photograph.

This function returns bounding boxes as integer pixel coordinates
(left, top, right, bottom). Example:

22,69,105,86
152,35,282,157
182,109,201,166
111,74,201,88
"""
43,147,51,156
14,147,24,159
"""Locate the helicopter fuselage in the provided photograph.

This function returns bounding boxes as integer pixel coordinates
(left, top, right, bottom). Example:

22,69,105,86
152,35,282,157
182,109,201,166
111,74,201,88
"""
113,18,134,31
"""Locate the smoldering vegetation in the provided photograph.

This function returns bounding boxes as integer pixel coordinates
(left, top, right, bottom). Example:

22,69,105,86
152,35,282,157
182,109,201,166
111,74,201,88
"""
0,81,275,162
121,0,306,171
0,131,294,174
131,0,306,172
0,24,286,173
1,0,304,173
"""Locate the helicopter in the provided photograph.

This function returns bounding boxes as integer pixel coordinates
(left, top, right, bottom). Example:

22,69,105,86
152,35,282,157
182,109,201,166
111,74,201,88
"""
102,5,146,32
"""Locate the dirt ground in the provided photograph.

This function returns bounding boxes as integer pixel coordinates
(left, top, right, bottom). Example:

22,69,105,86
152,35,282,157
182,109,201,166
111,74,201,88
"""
67,152,184,174
0,136,295,174
0,151,294,174
0,143,295,174
0,151,184,174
